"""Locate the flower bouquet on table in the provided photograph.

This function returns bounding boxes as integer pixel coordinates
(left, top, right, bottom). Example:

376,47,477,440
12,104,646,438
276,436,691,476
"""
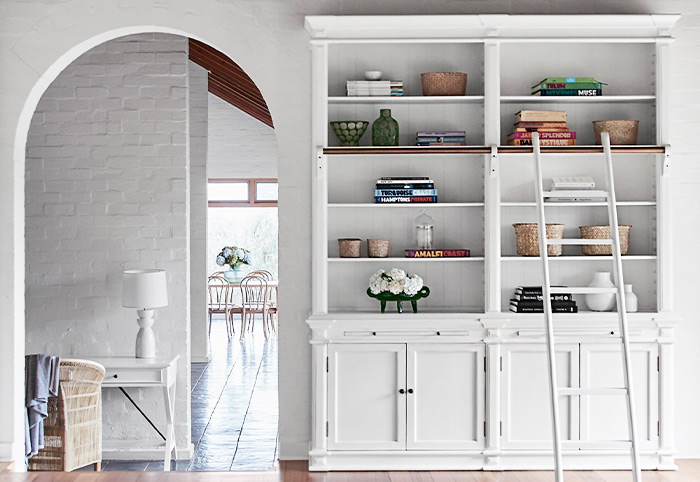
216,245,253,282
367,268,430,313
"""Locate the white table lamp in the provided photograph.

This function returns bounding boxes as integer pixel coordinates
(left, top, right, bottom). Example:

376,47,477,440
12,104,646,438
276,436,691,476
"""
122,269,168,358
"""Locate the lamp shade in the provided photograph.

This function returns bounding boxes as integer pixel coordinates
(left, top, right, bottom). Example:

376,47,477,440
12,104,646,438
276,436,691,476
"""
122,269,168,309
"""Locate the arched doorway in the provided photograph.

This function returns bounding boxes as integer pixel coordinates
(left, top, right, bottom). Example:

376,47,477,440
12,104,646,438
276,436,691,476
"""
1,7,308,468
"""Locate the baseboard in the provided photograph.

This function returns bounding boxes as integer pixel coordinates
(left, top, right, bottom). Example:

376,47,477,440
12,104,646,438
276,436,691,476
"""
103,441,195,460
191,354,211,363
278,440,310,461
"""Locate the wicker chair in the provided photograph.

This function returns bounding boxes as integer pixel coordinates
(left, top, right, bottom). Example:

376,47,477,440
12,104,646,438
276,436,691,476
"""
28,359,105,472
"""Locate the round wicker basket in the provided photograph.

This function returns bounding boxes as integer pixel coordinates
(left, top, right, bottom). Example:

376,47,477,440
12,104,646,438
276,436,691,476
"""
593,120,639,145
367,239,390,258
513,223,564,256
338,238,362,258
421,72,467,96
580,225,631,255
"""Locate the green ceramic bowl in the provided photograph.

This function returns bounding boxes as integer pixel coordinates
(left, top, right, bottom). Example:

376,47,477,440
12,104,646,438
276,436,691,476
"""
330,120,369,146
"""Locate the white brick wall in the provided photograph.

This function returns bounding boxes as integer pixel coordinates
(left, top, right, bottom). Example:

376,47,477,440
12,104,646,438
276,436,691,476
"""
188,61,210,362
207,94,278,178
24,33,191,449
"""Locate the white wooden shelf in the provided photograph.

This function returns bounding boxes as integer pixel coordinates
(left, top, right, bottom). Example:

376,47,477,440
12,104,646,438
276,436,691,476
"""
500,255,656,261
330,202,484,208
501,201,656,207
324,146,666,155
329,95,485,104
329,257,485,263
500,95,655,103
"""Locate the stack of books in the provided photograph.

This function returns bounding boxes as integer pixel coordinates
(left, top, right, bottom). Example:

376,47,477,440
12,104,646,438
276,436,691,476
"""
416,131,466,146
346,80,404,97
547,176,606,202
531,77,606,96
510,286,578,313
375,176,437,203
508,110,576,146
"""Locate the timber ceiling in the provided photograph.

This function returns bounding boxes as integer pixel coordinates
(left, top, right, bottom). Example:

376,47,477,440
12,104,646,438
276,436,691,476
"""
188,39,273,128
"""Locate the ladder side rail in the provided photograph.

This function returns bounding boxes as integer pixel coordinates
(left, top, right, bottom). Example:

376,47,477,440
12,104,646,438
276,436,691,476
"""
533,132,564,482
602,131,642,482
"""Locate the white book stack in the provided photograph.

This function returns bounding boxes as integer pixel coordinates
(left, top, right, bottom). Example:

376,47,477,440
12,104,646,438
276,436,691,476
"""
547,176,606,202
346,80,404,97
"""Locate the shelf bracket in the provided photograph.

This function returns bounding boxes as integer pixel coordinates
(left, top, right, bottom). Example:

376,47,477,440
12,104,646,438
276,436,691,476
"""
662,145,671,177
490,145,499,177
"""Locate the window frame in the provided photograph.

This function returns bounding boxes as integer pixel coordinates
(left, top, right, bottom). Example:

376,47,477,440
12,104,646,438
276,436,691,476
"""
208,178,278,207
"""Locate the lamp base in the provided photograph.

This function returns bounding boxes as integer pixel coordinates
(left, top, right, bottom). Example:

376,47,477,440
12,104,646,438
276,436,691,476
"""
135,309,156,358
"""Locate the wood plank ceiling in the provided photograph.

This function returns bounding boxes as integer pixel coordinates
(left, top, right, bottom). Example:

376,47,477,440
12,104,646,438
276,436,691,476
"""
189,39,273,128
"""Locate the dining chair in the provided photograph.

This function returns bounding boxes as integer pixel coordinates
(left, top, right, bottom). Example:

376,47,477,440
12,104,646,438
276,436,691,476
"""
207,274,234,338
239,273,270,338
249,270,277,337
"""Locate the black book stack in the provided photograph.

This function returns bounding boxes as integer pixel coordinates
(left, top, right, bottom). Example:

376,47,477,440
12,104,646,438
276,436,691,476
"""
510,286,578,313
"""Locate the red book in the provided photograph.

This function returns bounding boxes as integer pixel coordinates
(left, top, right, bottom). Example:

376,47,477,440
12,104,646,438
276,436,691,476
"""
508,131,576,140
405,249,471,258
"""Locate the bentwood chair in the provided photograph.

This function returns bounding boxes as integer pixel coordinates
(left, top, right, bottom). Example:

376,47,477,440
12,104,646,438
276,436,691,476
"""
239,273,270,338
250,270,277,337
208,274,234,338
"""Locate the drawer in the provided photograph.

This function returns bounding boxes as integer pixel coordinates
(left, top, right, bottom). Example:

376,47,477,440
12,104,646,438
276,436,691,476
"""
103,368,162,385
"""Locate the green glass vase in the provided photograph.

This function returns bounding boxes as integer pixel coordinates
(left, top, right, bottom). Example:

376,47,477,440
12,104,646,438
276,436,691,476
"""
372,108,399,146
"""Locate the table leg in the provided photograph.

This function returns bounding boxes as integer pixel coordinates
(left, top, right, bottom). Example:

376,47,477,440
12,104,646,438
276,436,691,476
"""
162,380,177,471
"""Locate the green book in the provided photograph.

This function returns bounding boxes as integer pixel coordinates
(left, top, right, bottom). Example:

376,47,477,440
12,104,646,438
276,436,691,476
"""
531,77,605,89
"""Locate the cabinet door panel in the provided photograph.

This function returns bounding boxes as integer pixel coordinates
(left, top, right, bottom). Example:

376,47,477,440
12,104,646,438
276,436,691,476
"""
406,344,485,450
580,343,658,448
501,343,579,449
328,344,406,450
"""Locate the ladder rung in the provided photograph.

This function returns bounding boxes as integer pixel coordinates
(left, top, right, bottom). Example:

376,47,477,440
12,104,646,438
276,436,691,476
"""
550,286,618,294
561,441,633,450
558,388,628,396
543,190,609,198
546,238,612,245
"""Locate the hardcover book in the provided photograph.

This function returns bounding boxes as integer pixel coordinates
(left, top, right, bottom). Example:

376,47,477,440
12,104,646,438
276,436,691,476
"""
508,131,576,140
515,286,568,294
513,293,573,302
509,305,578,313
375,189,438,196
415,136,467,142
375,196,438,203
416,141,468,146
508,139,576,146
532,89,602,96
515,121,569,128
405,249,470,258
515,110,567,122
510,299,577,309
534,82,604,90
376,183,435,189
531,77,602,88
416,131,466,137
378,176,431,182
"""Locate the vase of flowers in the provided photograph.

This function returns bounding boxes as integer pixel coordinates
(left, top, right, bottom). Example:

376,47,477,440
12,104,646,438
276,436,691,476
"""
367,268,430,313
216,245,253,282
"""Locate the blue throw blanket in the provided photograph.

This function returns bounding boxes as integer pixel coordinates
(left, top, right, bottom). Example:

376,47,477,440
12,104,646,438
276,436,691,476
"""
25,354,60,459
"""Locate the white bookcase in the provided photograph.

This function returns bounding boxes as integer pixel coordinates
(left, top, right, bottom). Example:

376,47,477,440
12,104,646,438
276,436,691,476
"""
306,14,680,472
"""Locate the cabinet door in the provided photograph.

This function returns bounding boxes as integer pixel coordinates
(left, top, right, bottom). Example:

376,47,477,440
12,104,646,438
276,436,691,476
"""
580,343,658,449
327,344,406,450
406,343,485,450
501,343,579,449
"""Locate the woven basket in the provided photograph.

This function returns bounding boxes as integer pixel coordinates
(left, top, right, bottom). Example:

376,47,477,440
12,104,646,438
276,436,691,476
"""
367,239,390,258
593,120,639,145
513,223,564,256
580,225,631,255
338,238,362,258
421,72,467,96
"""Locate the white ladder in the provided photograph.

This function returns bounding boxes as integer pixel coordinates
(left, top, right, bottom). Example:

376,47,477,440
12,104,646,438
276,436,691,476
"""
532,131,641,482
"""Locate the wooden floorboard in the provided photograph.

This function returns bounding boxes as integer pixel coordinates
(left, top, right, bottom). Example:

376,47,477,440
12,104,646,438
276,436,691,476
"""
3,460,700,481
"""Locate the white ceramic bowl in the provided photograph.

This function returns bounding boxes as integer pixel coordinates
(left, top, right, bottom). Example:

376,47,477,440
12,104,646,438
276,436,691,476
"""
364,70,382,80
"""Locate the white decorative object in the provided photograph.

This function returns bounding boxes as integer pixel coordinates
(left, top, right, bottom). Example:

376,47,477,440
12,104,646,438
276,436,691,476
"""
364,70,382,80
415,209,434,249
585,271,616,311
625,284,638,312
369,268,424,296
122,269,168,358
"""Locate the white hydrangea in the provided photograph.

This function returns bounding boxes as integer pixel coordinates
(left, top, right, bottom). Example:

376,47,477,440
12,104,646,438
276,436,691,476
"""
368,269,424,296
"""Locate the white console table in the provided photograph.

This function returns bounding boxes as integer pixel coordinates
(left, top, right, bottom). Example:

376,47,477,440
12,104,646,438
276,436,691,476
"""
86,355,179,471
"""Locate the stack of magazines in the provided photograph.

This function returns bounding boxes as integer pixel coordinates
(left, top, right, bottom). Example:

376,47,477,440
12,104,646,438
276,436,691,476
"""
346,80,404,96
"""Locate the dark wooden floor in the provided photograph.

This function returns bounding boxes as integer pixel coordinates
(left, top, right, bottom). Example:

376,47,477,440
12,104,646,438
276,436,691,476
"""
6,460,700,481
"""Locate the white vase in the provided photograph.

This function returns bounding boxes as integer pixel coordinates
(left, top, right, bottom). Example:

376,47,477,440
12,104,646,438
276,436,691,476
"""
624,284,638,312
585,271,616,311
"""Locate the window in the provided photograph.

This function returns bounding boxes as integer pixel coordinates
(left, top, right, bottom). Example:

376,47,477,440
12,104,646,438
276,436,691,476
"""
208,179,278,206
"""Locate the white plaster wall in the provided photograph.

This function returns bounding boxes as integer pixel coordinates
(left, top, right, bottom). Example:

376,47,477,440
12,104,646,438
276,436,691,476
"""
2,0,700,466
23,33,192,450
189,61,210,363
207,94,278,179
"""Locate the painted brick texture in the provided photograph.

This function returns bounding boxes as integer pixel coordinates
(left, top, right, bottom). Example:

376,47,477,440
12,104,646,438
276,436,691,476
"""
24,33,191,449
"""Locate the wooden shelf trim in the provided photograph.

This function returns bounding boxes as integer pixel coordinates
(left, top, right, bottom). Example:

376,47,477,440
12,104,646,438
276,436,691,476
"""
323,146,666,155
328,256,485,262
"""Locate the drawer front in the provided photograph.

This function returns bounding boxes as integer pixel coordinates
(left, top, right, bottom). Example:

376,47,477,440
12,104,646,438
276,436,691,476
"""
103,368,162,385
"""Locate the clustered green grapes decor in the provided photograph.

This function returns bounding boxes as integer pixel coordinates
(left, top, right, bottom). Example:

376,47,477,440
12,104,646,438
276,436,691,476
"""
330,120,369,146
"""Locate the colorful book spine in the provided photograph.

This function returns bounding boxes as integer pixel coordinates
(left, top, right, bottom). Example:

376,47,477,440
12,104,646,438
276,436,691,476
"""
538,82,604,90
509,305,578,313
509,131,576,140
375,189,437,196
531,77,600,88
509,139,576,146
416,136,466,142
405,249,470,258
416,141,467,146
515,121,569,128
416,131,466,137
378,176,431,181
533,89,602,96
375,183,435,189
375,196,438,203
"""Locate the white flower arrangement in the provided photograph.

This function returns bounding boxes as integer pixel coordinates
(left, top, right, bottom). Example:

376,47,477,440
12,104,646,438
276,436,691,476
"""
369,268,424,297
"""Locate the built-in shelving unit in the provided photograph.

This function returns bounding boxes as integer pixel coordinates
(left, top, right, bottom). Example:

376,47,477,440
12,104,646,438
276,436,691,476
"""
306,14,680,473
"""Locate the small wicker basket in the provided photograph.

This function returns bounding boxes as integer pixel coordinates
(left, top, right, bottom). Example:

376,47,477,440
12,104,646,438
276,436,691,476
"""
513,223,564,256
367,239,390,258
421,72,467,96
593,120,639,145
338,238,362,258
580,225,631,255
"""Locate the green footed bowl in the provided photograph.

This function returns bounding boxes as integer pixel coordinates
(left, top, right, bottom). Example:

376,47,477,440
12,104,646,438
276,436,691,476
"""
366,286,430,313
330,120,369,146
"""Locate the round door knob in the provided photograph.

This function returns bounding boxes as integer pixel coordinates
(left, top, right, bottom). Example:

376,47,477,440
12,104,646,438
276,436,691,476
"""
398,389,405,394
113,374,118,378
407,388,414,394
